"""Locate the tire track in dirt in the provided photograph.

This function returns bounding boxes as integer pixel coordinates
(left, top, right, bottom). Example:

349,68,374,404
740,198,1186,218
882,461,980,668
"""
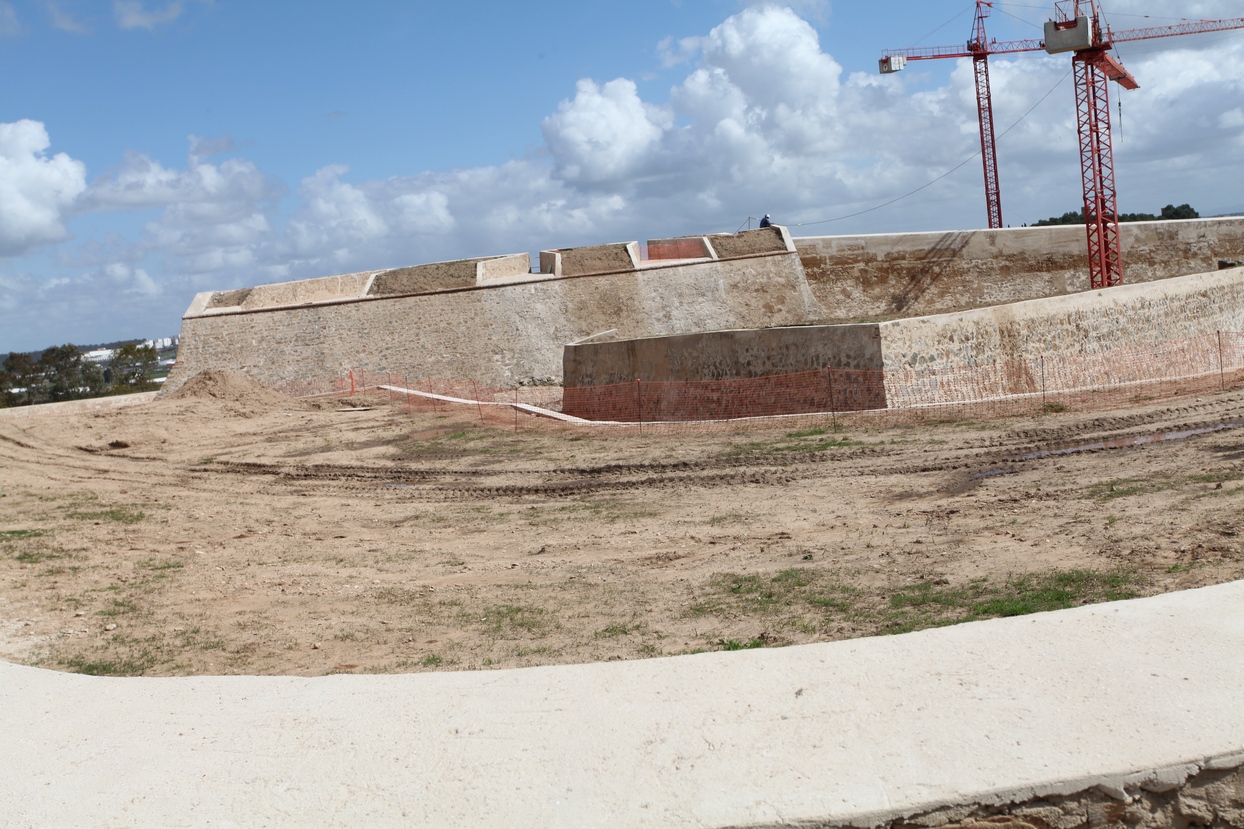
192,406,1244,501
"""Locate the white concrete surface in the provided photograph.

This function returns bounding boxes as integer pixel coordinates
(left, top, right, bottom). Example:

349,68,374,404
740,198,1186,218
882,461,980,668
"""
3,582,1243,828
0,392,157,421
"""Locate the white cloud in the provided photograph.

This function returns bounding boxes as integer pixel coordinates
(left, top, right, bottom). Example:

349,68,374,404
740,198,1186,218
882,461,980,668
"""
0,120,88,256
0,1,20,36
79,138,283,275
394,191,456,235
285,165,389,257
103,263,160,295
48,2,89,33
83,149,278,215
542,79,670,185
113,0,182,31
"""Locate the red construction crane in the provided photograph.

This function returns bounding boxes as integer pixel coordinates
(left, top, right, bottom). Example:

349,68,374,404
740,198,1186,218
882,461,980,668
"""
880,1,1244,289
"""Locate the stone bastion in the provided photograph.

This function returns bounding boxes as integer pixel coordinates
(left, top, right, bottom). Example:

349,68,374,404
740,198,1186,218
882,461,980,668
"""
165,218,1244,395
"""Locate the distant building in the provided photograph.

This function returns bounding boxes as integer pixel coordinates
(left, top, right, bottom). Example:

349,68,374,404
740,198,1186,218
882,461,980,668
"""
83,349,115,363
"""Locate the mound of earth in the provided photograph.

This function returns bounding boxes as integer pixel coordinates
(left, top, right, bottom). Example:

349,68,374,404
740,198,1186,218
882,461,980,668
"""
709,227,788,258
163,370,304,412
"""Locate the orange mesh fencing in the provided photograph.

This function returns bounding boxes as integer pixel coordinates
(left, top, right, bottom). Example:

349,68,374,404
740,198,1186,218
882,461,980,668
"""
280,332,1244,433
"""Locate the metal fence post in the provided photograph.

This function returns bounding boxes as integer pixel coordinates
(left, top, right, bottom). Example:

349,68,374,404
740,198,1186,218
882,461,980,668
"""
1219,330,1226,392
1040,355,1046,413
826,367,837,431
472,380,485,424
637,379,643,434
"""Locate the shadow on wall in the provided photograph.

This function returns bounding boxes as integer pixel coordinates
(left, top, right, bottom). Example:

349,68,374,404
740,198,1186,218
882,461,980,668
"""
890,231,976,314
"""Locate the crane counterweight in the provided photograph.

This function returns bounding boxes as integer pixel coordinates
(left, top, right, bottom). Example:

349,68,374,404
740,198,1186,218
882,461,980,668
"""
1044,16,1092,53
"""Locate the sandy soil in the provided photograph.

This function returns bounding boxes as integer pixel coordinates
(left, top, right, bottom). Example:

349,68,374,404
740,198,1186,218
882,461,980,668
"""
558,244,635,276
1,371,1242,677
368,260,478,296
709,227,788,258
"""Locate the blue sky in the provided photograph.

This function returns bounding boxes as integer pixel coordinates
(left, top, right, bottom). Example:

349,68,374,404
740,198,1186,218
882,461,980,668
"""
2,0,1243,352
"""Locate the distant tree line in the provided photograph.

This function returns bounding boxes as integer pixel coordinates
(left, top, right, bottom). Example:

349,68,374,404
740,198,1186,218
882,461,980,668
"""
0,343,159,408
1032,204,1200,227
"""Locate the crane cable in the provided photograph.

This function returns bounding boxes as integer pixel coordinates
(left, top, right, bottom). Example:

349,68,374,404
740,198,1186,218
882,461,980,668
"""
782,66,1074,230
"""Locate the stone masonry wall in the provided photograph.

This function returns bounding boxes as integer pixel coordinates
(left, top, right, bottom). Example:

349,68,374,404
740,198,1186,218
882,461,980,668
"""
167,218,1244,397
796,217,1244,322
873,762,1244,829
166,252,820,393
878,266,1244,371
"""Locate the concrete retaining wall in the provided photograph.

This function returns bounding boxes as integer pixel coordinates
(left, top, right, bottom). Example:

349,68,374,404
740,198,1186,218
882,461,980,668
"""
561,324,886,420
166,251,820,393
558,266,1244,420
795,217,1244,322
563,324,881,387
880,266,1244,371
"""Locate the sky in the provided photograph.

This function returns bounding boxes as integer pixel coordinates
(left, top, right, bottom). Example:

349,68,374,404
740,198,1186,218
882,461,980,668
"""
2,0,1243,352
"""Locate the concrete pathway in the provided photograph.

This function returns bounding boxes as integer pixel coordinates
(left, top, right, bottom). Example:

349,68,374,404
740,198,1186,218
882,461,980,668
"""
3,582,1243,828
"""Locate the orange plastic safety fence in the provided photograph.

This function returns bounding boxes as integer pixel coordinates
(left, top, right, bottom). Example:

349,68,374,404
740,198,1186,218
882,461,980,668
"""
278,332,1244,433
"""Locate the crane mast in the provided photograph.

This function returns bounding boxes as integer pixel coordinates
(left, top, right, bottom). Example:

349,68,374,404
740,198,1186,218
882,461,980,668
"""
970,4,1004,230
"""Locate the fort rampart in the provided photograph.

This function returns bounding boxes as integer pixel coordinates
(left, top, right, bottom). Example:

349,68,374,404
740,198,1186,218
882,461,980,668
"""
795,217,1244,321
166,218,1244,395
167,229,815,392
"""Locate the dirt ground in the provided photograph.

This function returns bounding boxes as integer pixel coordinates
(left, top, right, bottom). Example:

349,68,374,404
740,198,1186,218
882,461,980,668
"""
1,371,1242,677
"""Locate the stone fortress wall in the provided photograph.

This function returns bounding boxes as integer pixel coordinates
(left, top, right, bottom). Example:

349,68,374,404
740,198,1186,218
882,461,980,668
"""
166,217,1244,394
167,228,814,393
796,217,1244,322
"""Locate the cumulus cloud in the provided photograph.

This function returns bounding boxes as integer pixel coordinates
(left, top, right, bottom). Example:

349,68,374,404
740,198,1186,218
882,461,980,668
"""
0,120,88,256
285,165,389,258
113,0,182,31
83,147,278,214
542,79,670,185
77,137,283,276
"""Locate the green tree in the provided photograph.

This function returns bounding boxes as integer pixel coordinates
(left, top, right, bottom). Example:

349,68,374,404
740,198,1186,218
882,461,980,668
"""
110,343,159,392
2,352,40,406
1033,210,1084,227
1034,203,1198,226
82,360,107,397
1160,203,1200,220
37,344,105,402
